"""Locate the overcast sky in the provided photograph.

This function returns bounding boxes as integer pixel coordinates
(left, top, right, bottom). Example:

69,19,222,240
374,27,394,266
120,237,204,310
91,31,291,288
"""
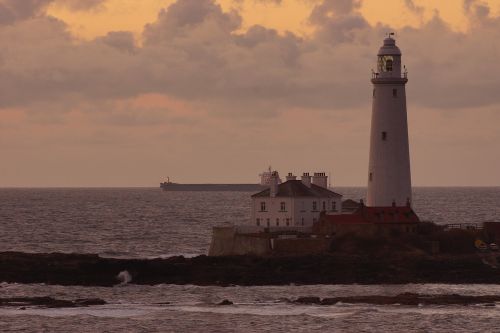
1,0,499,187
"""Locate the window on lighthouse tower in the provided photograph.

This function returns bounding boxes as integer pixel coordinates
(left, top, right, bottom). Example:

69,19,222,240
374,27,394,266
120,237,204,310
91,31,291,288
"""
378,55,394,72
386,59,393,71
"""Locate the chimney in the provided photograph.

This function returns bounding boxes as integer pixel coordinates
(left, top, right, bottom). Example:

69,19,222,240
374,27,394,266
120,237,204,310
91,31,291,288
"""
286,173,297,181
312,172,328,188
270,171,279,197
301,172,312,188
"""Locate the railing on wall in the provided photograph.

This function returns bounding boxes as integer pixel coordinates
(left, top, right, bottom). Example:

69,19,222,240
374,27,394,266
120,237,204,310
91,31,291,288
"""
371,71,408,79
444,223,483,230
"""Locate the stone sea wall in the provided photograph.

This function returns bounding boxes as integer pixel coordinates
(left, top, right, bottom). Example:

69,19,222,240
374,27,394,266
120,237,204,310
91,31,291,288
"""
208,226,331,256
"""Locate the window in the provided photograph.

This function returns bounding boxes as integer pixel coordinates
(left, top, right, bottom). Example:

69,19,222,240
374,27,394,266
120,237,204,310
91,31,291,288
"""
386,59,393,71
322,201,326,211
378,55,394,72
382,132,387,141
312,201,317,211
369,172,373,181
256,218,260,226
332,201,337,211
286,218,290,226
393,88,397,97
313,218,317,223
373,89,375,98
260,202,266,212
266,218,270,227
280,202,286,211
276,218,280,226
301,218,304,226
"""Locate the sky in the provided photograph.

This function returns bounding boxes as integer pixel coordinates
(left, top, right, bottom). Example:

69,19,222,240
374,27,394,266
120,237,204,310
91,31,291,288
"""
1,0,500,187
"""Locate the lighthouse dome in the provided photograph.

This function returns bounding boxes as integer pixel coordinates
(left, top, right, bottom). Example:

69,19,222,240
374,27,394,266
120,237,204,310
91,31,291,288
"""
377,37,401,56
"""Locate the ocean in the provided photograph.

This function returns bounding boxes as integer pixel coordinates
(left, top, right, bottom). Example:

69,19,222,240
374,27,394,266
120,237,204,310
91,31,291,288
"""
1,187,500,332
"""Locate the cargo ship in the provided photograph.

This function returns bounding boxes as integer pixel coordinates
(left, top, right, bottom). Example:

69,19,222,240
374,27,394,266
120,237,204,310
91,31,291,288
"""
160,167,281,192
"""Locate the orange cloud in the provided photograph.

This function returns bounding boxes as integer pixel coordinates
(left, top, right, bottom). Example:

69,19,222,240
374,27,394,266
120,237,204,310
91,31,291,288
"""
45,0,500,41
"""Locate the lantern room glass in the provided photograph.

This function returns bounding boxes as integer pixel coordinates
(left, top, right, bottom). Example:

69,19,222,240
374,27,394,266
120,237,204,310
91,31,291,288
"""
378,55,394,72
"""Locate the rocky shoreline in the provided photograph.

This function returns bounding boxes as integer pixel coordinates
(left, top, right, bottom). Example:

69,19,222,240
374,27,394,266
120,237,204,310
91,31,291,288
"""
292,293,500,306
1,251,500,287
0,297,106,308
2,294,498,309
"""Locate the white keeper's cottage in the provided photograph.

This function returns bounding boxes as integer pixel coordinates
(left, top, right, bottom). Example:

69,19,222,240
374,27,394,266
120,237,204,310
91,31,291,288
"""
251,172,343,227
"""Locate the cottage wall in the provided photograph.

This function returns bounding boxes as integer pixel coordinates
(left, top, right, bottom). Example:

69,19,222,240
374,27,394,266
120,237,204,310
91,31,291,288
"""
251,197,295,227
252,196,342,227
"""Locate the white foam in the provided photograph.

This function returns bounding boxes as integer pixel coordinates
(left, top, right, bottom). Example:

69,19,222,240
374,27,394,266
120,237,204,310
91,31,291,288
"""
168,303,358,318
117,270,132,284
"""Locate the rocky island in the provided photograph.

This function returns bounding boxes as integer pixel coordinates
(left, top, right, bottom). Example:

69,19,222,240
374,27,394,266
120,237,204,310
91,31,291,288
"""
1,220,499,287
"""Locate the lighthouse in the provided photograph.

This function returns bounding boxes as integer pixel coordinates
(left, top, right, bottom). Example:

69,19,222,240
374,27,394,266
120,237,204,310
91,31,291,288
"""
367,35,412,207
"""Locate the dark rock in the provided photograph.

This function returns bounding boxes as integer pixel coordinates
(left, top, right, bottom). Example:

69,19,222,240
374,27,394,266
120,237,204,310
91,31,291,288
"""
294,297,321,304
0,296,107,308
300,293,500,306
74,298,107,306
218,299,233,306
2,251,500,286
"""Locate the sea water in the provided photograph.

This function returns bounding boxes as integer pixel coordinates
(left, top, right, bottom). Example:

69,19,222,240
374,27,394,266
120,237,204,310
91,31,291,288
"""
0,187,499,332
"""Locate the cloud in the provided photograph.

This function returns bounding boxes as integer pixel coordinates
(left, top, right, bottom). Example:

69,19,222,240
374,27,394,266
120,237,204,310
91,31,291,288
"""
404,0,424,16
0,0,52,24
98,31,136,53
54,0,106,11
2,0,500,116
0,0,105,25
308,0,369,43
143,0,241,44
253,0,282,4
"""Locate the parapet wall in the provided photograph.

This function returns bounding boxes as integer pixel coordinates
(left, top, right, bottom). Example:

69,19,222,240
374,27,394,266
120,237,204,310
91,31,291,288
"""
208,227,271,256
208,227,331,256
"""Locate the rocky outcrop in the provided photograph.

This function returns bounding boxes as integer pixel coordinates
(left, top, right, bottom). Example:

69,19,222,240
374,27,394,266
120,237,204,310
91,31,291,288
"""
293,293,500,306
217,299,234,306
0,296,106,308
1,251,500,287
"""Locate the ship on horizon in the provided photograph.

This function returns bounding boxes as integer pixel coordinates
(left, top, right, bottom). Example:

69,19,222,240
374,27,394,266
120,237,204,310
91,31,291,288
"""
160,167,281,191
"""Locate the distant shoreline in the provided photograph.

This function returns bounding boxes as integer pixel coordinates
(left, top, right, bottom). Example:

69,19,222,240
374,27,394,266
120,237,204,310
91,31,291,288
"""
2,252,500,287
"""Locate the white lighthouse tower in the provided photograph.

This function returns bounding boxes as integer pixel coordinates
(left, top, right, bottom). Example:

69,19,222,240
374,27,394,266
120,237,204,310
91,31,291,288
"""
367,35,412,207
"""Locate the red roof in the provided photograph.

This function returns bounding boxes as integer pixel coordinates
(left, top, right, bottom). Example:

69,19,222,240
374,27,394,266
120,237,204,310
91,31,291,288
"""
320,205,420,225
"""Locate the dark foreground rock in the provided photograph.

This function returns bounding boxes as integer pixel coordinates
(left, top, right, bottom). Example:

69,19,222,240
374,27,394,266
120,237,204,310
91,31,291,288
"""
0,296,106,308
1,252,500,286
294,293,500,306
218,299,234,306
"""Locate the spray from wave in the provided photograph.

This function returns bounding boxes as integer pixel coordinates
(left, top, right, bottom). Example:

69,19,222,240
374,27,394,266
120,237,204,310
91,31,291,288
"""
117,270,132,285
